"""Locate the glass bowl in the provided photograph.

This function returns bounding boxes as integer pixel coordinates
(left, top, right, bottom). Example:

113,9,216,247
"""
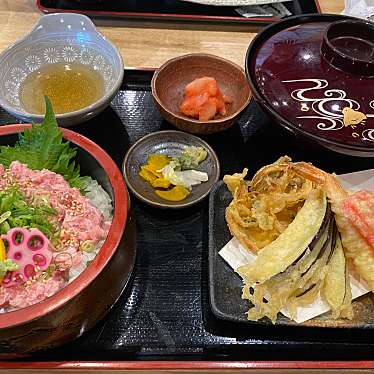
0,13,124,126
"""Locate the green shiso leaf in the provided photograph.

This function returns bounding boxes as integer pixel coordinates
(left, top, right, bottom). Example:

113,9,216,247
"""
0,97,89,193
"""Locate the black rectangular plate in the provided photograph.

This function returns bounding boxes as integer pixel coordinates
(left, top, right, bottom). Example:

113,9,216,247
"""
3,69,374,361
209,181,374,329
209,180,253,323
208,181,249,322
37,0,320,25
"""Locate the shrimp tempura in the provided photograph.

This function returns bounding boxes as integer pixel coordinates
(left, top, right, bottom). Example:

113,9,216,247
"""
292,162,374,290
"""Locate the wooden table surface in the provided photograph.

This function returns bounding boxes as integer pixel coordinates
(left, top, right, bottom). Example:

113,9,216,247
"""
0,0,344,70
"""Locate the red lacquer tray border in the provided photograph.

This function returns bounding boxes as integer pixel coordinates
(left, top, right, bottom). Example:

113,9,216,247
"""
0,360,374,370
36,0,321,25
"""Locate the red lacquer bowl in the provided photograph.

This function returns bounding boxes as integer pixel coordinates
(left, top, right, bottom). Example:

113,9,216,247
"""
246,14,374,157
0,124,135,356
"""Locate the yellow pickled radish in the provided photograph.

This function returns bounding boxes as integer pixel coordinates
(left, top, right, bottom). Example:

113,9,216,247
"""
151,177,171,189
0,239,6,285
155,185,190,202
139,154,172,185
147,154,171,170
139,166,158,184
0,239,6,261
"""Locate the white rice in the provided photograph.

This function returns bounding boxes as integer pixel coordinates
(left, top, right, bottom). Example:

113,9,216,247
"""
69,178,113,281
84,178,113,222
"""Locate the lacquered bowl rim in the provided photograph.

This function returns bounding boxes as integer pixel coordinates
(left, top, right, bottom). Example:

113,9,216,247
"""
245,13,374,154
0,124,128,329
151,52,252,125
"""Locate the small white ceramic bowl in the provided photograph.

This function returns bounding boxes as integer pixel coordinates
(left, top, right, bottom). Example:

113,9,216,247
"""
0,13,124,126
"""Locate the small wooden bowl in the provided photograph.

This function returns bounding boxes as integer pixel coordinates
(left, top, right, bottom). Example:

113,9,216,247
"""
151,53,251,135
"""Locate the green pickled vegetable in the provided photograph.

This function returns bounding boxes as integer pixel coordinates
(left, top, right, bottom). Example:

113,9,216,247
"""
173,146,207,170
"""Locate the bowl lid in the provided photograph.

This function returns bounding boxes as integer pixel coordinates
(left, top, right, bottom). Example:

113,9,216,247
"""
246,14,374,152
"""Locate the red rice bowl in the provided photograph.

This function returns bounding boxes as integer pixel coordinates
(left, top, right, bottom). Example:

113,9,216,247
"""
0,124,133,356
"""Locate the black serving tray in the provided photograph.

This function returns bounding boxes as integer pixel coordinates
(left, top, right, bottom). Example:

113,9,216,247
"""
37,0,320,25
3,69,374,361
